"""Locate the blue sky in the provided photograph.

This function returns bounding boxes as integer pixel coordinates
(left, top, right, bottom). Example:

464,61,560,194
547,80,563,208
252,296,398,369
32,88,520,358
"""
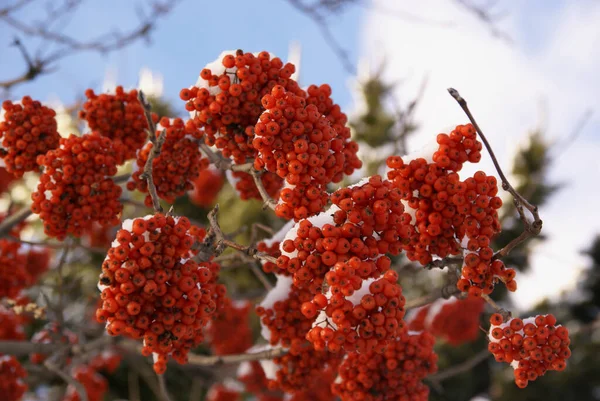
0,0,362,110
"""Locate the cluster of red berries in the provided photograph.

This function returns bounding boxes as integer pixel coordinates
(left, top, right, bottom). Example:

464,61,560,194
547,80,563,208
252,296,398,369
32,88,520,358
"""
128,117,208,207
276,176,408,293
96,214,225,374
0,167,16,194
63,365,108,401
268,347,342,394
0,307,25,341
63,351,122,401
228,170,283,201
0,96,60,176
386,124,513,295
206,299,253,355
253,85,360,220
181,50,298,164
0,238,29,299
256,278,314,350
31,133,122,239
0,214,46,299
409,296,485,345
488,313,571,388
205,383,244,401
82,222,118,249
305,272,406,354
332,331,438,401
79,86,149,163
0,96,60,177
0,355,27,401
189,168,225,207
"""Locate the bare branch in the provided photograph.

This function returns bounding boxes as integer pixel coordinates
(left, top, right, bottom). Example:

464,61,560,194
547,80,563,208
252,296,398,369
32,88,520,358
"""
482,293,511,321
405,283,461,310
447,88,542,260
453,0,513,43
157,374,173,401
186,346,288,366
138,90,165,213
0,206,32,237
45,360,89,401
286,0,356,74
428,349,490,383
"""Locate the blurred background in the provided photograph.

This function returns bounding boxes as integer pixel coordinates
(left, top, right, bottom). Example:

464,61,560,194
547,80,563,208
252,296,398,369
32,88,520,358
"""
1,0,599,400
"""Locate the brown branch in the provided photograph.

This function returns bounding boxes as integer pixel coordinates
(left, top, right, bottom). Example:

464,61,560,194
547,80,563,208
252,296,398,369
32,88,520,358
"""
138,90,165,213
453,0,513,43
286,0,355,74
482,293,511,321
428,349,490,383
186,346,288,366
447,88,543,260
192,205,278,265
157,374,173,401
405,283,460,310
249,168,277,210
45,360,89,401
0,38,54,89
0,206,32,237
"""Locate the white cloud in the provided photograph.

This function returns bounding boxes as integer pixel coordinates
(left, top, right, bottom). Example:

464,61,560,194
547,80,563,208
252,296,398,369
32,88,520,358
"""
361,0,600,309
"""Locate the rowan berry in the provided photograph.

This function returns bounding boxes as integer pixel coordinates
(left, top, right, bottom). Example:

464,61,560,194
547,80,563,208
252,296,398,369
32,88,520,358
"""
0,96,60,176
79,86,149,163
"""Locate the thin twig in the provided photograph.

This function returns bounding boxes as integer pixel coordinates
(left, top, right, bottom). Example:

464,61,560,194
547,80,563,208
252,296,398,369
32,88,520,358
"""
157,374,173,401
447,88,542,260
286,0,356,74
249,169,277,210
405,283,460,310
428,348,490,383
44,360,89,401
138,90,165,213
186,346,287,366
128,370,141,401
482,293,511,321
0,206,32,237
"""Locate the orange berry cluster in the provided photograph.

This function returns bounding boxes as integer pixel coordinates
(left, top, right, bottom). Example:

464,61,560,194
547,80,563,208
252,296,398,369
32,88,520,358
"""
79,86,148,163
182,50,298,164
408,296,485,345
31,133,122,239
228,170,283,201
386,124,513,295
0,306,26,343
0,167,16,194
128,117,209,206
488,313,571,388
207,299,253,355
256,280,314,349
61,350,121,401
189,168,225,207
0,355,27,401
267,347,341,394
305,272,406,354
205,383,243,401
0,214,41,299
253,85,360,220
63,365,108,401
0,239,28,299
0,96,60,176
96,214,225,374
277,176,408,293
236,360,337,401
332,331,438,401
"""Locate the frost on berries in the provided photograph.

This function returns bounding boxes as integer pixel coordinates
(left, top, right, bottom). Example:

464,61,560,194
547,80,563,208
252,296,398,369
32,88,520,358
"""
96,214,225,374
386,124,516,296
488,313,571,388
